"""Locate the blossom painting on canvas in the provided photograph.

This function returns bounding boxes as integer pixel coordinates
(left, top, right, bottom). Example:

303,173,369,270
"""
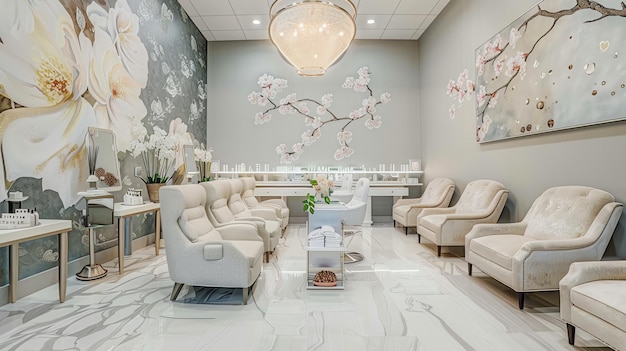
472,0,626,142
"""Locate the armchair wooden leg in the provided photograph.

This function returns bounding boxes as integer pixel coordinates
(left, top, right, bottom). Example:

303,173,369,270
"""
566,323,575,345
405,227,408,235
264,252,270,263
393,220,396,227
242,287,249,305
437,246,441,257
170,283,184,301
468,263,472,276
417,234,421,243
517,292,525,309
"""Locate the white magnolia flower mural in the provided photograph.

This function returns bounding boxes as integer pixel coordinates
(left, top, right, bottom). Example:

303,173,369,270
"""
88,25,147,152
249,66,391,163
0,0,149,207
0,0,95,206
87,0,148,88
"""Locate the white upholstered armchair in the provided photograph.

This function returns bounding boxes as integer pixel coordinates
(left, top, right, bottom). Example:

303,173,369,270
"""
240,177,290,230
417,179,509,256
201,180,280,262
331,173,354,203
560,261,626,350
393,178,455,235
159,184,264,304
466,186,622,309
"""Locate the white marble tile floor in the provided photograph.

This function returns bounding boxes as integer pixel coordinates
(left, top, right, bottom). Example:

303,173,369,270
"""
0,224,612,351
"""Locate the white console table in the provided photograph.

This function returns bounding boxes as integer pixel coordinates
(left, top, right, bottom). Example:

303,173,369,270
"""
0,219,72,303
114,202,161,275
214,170,423,225
253,181,418,225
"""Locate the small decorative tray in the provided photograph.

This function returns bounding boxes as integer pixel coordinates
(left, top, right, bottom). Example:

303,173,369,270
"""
313,281,337,287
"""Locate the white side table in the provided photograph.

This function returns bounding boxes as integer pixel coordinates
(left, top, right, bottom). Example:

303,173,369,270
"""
307,203,347,290
0,220,71,303
113,202,161,275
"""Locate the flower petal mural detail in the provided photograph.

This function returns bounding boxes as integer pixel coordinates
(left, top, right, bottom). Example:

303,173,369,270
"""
0,0,94,206
87,0,149,88
88,25,147,152
2,102,96,207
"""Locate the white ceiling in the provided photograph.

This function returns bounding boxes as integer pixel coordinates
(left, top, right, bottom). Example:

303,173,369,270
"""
177,0,450,41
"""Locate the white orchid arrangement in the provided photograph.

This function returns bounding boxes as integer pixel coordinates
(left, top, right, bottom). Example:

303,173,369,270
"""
129,124,177,184
249,67,391,163
194,143,213,182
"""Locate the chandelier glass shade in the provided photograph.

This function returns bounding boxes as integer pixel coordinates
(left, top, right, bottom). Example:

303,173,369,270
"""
269,0,357,76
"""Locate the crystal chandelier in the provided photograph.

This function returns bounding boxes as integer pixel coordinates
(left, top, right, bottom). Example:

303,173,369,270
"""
269,0,357,77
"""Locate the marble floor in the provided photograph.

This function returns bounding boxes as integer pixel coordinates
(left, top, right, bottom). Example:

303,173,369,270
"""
0,224,612,351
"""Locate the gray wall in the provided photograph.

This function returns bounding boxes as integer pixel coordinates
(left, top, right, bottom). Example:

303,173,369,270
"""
206,40,420,169
418,0,626,258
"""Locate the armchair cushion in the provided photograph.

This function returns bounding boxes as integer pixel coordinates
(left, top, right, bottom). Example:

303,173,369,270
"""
470,234,532,270
524,187,615,240
455,180,506,214
571,280,626,329
212,198,235,223
179,206,220,243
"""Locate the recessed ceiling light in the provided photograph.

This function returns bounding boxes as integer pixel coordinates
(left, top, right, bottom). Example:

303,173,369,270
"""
252,19,261,25
367,19,375,24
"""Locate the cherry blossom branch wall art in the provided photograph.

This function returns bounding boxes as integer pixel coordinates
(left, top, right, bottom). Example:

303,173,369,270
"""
448,0,626,143
248,67,391,163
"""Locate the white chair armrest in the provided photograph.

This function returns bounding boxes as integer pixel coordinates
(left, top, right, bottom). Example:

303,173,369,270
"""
394,198,421,206
250,208,281,221
259,202,282,214
262,198,287,208
517,236,600,257
561,261,626,288
465,222,527,248
233,216,265,225
216,223,262,241
419,207,456,217
435,212,495,222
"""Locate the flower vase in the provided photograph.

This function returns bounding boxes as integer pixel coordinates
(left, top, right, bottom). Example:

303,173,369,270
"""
146,183,165,203
203,161,211,182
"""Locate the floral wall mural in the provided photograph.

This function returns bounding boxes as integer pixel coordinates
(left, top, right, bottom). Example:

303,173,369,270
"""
469,0,626,142
248,66,391,163
0,0,207,288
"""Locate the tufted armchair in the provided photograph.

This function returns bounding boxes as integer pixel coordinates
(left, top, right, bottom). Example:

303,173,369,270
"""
201,180,280,262
393,178,455,235
240,177,290,230
417,179,508,256
466,186,622,309
560,261,626,350
159,184,263,304
228,178,282,242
